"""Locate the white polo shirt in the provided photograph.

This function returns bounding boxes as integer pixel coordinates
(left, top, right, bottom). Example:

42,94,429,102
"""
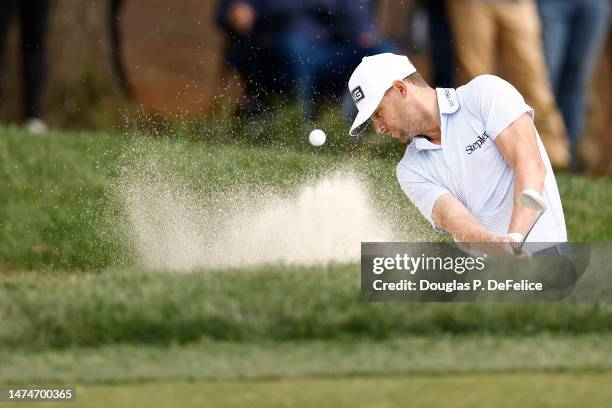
396,75,567,242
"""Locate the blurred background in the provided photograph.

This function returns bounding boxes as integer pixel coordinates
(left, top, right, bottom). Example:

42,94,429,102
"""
1,2,612,406
0,0,610,173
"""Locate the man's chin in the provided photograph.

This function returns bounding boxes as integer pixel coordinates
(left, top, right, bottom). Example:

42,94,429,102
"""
398,135,411,144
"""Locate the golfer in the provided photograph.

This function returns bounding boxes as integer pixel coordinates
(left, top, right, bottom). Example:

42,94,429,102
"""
348,53,567,246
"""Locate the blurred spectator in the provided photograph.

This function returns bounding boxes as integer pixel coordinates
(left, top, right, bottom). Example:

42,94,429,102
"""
109,0,131,97
447,0,570,169
537,0,611,171
423,0,454,88
217,0,396,121
0,0,52,133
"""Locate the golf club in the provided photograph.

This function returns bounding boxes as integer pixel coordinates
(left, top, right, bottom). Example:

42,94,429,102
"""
516,189,548,252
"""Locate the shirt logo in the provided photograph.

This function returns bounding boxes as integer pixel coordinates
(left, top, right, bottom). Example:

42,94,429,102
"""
466,132,489,154
444,89,455,108
351,86,365,104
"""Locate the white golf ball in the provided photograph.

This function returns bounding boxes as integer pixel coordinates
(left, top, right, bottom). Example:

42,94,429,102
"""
309,129,326,146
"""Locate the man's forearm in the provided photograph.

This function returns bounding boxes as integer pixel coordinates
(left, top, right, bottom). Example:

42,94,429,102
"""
494,113,547,236
449,219,499,242
507,159,546,235
432,194,499,242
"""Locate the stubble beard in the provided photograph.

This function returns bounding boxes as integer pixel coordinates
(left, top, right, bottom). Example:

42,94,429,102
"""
398,132,412,144
399,120,420,144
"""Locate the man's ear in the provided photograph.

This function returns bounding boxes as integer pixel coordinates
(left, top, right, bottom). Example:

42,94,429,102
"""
391,80,408,98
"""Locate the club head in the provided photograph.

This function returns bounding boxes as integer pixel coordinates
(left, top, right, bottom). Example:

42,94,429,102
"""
518,189,548,212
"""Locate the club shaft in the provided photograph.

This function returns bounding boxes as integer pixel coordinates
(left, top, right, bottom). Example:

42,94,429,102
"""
518,211,543,250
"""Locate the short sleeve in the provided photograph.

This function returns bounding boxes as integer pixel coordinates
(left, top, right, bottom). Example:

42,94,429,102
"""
464,75,534,141
396,160,451,233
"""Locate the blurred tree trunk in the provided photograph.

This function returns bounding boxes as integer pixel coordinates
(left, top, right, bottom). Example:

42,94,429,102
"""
119,0,233,119
0,0,126,129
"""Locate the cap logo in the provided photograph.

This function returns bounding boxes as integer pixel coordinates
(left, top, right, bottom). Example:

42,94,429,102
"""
351,86,365,104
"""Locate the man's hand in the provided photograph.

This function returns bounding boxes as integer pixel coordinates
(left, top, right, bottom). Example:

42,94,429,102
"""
461,233,527,256
228,2,256,35
502,233,524,255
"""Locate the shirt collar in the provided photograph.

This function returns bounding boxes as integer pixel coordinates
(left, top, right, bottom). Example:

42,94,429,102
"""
413,136,442,151
411,88,459,152
436,88,460,114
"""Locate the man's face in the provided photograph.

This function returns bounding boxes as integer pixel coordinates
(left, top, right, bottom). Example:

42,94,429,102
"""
370,83,426,144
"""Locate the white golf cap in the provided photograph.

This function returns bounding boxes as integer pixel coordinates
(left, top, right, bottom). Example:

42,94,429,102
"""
348,53,416,136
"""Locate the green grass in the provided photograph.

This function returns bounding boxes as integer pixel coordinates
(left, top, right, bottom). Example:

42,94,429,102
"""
0,126,611,350
0,125,432,271
558,173,612,241
0,128,128,270
2,372,612,408
68,372,612,408
0,125,610,272
2,335,612,384
1,125,612,404
2,267,612,350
